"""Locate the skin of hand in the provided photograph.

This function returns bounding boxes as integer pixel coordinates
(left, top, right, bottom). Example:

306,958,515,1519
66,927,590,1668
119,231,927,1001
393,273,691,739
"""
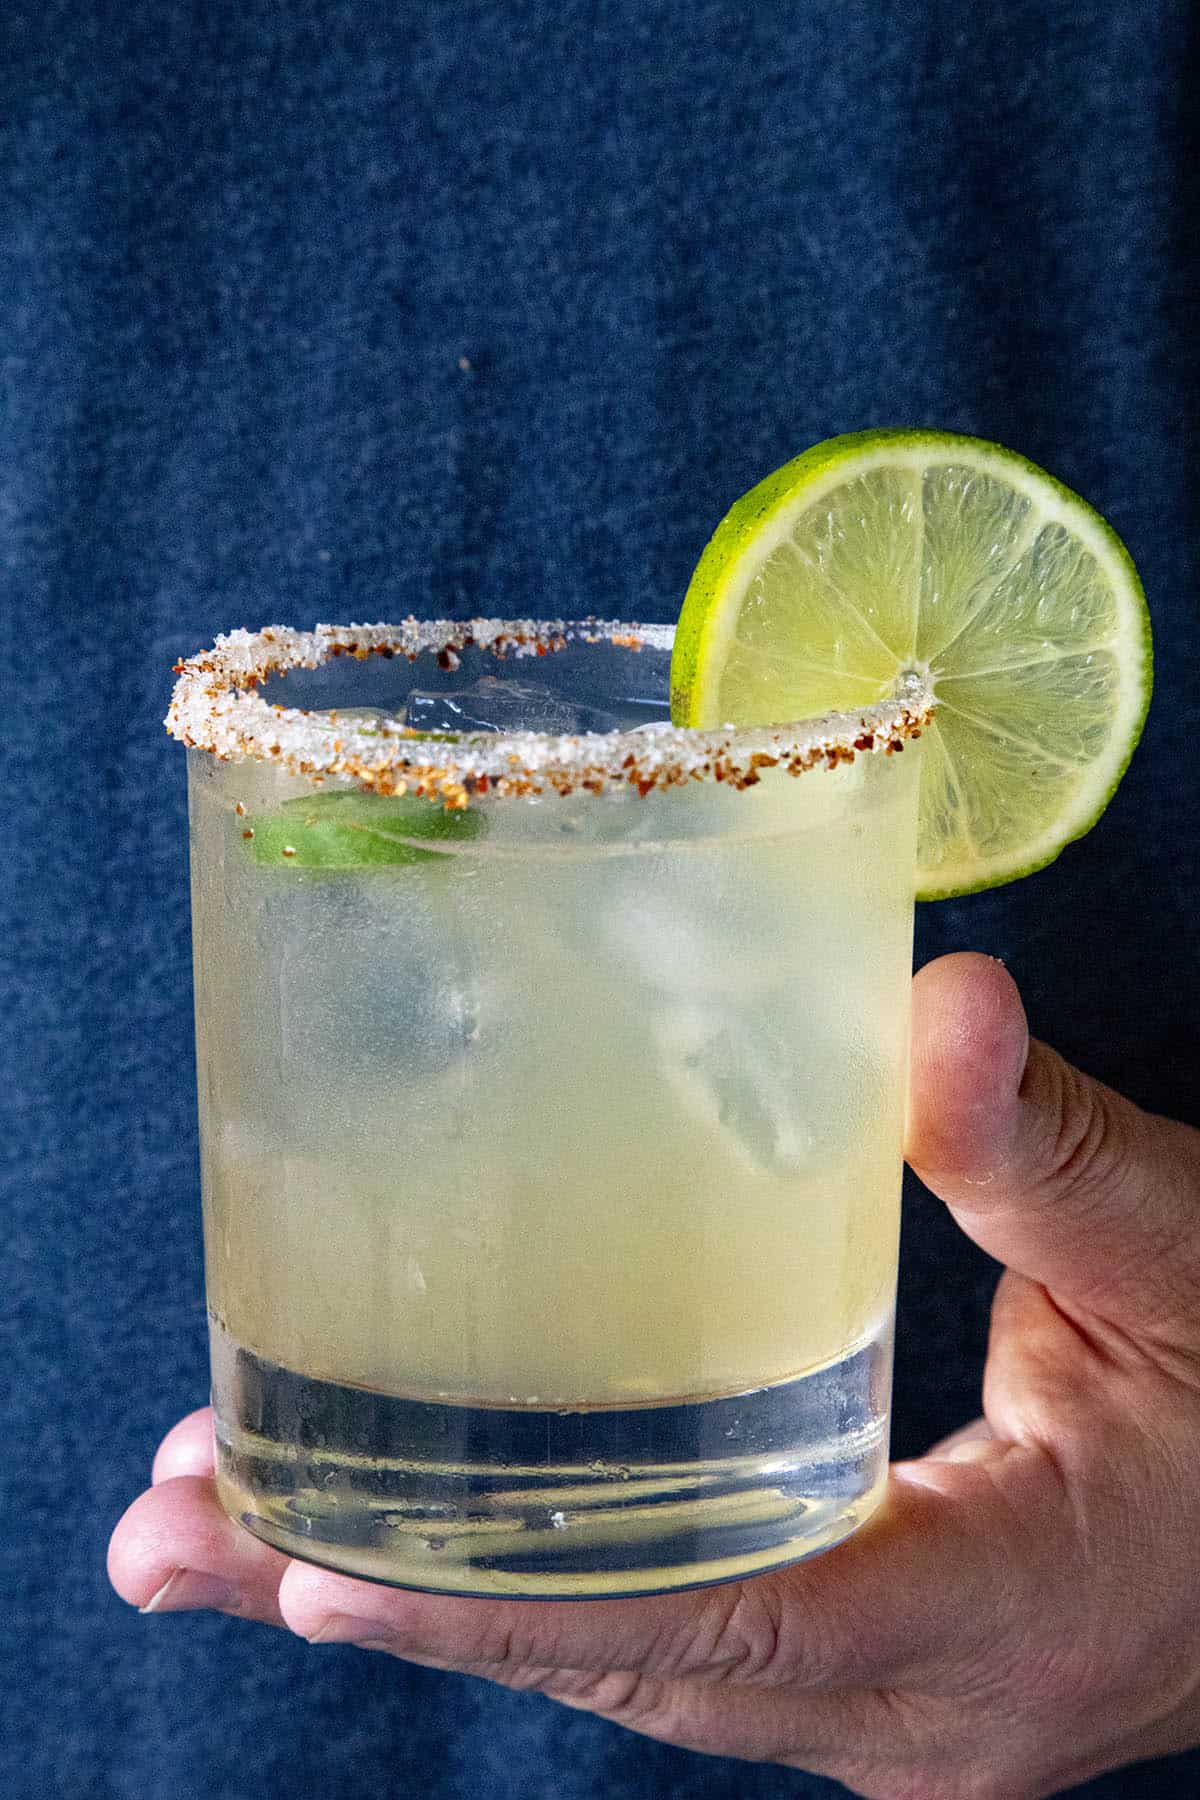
108,953,1200,1800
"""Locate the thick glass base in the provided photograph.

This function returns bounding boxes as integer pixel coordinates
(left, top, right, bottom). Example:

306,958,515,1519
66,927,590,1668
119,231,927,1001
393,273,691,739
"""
210,1315,892,1598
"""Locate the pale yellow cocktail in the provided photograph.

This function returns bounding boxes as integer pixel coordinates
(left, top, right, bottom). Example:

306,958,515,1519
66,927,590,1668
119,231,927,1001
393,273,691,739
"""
174,619,926,1595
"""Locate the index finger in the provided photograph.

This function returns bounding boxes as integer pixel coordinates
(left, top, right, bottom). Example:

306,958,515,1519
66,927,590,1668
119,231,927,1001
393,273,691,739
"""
152,1406,216,1484
278,1463,1033,1691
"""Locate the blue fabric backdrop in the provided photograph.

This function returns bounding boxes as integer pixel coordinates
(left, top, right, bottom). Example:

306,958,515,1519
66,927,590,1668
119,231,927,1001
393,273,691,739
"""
3,1,1199,1794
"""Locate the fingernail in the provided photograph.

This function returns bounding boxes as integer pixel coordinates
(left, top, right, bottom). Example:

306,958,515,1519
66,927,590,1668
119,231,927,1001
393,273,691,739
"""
309,1614,397,1649
140,1569,241,1614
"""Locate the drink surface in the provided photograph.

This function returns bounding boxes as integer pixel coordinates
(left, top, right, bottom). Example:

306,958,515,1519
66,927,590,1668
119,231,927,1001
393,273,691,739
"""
189,694,919,1410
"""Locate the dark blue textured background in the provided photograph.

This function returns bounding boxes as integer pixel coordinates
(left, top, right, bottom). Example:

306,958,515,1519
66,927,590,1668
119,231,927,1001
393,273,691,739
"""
3,1,1199,1794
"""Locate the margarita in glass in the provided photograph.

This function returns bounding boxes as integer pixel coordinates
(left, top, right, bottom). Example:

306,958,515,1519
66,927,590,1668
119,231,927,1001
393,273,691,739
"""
171,620,927,1596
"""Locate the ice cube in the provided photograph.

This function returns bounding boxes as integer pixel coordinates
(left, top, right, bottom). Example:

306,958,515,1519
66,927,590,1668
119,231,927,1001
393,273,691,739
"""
405,677,619,735
602,888,752,1000
657,1004,815,1178
259,884,497,1149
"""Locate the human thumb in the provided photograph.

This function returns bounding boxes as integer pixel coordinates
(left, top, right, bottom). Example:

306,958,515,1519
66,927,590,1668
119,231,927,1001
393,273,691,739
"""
907,952,1200,1340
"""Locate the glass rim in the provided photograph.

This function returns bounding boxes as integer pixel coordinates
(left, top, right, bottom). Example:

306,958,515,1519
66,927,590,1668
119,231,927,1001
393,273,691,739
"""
167,618,933,804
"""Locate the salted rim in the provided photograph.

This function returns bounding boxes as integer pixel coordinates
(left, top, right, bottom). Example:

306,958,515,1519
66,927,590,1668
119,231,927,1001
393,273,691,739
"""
167,619,934,804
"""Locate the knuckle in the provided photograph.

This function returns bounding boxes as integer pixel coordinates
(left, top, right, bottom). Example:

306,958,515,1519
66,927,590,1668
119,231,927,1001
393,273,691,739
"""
1040,1058,1127,1207
438,1616,540,1676
480,1620,535,1674
541,1666,666,1727
692,1581,789,1685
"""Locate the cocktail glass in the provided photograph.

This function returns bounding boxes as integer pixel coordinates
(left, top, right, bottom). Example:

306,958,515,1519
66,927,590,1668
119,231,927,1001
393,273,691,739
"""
169,619,929,1598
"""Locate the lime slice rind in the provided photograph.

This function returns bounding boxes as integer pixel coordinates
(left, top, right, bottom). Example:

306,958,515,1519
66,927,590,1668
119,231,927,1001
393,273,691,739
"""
672,430,1151,900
